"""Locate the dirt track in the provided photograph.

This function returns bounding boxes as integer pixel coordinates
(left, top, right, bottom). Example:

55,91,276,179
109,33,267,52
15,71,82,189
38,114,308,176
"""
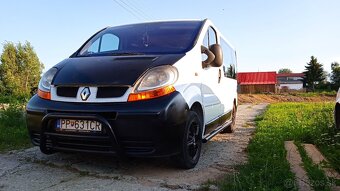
0,104,267,191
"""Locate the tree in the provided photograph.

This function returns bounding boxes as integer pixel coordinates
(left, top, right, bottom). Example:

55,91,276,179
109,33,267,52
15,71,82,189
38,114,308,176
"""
278,68,292,74
331,62,340,87
303,56,325,91
0,41,44,97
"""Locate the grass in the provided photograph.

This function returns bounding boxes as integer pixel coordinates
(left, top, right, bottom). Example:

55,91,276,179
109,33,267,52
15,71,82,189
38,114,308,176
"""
0,95,29,104
289,91,337,97
295,141,332,191
0,104,31,152
219,102,339,191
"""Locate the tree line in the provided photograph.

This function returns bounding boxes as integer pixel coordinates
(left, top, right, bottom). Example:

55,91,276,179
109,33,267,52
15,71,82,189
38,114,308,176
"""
279,56,340,91
0,41,44,99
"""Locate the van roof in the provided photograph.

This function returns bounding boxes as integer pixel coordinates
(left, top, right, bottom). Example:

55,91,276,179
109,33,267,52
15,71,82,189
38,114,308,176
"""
107,19,205,28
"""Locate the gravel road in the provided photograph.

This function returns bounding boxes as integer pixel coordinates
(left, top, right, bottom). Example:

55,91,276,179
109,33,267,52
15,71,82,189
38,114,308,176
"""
0,104,267,191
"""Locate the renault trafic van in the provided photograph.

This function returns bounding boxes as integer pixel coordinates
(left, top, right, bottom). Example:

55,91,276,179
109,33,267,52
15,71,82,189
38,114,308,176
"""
26,19,238,169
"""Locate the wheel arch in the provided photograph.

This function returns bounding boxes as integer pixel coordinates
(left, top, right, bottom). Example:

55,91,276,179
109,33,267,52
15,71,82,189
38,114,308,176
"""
189,101,204,137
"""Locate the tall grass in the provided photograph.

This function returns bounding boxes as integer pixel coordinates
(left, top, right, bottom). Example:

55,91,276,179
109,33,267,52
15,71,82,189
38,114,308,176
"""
0,104,31,152
290,91,337,97
219,102,338,191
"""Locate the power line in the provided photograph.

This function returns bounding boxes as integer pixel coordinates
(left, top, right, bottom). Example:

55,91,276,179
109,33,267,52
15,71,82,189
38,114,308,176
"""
124,0,154,20
113,0,144,21
130,0,156,20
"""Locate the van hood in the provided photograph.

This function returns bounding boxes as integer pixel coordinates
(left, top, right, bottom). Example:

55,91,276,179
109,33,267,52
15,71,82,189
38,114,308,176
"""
52,54,184,86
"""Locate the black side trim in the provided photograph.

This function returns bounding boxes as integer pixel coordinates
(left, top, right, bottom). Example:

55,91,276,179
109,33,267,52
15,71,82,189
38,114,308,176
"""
202,110,232,142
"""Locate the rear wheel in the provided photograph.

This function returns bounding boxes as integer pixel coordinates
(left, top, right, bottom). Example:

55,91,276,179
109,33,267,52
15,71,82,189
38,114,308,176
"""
175,111,202,169
221,103,237,133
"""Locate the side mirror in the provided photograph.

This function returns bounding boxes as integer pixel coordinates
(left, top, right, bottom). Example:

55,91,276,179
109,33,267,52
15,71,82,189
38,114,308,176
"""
209,44,223,67
201,45,215,68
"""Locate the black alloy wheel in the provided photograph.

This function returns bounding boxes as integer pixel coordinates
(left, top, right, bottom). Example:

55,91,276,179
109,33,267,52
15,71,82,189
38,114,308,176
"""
176,111,202,169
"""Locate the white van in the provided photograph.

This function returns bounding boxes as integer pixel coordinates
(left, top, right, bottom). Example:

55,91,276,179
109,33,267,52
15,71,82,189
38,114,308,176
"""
26,19,238,169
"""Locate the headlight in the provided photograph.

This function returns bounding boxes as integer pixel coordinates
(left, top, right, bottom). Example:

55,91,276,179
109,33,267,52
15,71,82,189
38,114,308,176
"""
128,65,178,102
38,68,58,99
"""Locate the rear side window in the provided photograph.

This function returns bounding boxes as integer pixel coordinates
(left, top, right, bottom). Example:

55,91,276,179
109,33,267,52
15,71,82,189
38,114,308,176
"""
221,40,237,79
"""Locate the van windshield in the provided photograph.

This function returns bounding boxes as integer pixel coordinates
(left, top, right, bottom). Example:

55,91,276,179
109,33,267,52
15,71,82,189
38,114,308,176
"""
78,21,203,56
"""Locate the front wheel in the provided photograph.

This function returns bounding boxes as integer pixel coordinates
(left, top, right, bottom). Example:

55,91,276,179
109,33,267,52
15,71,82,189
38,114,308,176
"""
175,111,202,169
335,104,340,129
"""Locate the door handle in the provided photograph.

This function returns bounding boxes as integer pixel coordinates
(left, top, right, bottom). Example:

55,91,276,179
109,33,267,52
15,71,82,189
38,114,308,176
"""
218,69,221,83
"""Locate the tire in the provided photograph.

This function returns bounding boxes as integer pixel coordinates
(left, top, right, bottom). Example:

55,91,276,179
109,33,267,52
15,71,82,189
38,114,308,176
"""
40,146,55,155
221,103,237,133
335,105,340,129
175,111,202,169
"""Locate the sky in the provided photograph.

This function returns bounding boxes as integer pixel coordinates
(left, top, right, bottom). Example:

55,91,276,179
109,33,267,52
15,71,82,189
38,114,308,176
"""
0,0,339,73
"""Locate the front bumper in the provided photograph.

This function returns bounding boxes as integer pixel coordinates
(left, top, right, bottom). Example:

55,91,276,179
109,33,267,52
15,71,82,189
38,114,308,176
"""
26,91,188,157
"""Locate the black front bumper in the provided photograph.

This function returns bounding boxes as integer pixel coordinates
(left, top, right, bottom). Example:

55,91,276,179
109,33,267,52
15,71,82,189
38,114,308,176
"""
26,91,188,157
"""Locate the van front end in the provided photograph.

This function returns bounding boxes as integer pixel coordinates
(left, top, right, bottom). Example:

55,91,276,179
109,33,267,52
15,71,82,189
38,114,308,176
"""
26,90,188,157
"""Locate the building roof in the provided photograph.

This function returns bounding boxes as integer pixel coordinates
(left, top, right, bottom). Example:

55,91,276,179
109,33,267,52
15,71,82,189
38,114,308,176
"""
237,72,277,85
277,73,304,77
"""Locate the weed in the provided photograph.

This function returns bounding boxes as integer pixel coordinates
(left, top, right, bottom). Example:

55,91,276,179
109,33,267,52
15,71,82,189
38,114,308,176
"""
295,141,332,191
219,102,338,190
0,103,31,152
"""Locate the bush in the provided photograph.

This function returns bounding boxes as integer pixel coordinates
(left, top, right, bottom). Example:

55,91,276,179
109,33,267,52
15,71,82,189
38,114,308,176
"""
0,103,30,151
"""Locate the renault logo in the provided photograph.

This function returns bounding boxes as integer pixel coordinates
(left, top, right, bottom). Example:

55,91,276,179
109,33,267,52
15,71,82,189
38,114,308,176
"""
80,87,91,101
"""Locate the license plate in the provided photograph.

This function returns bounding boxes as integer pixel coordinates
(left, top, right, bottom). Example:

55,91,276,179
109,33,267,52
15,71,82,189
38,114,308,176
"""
56,119,102,132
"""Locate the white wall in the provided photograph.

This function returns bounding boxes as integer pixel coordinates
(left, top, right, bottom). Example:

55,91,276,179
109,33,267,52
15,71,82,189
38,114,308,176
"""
279,83,303,90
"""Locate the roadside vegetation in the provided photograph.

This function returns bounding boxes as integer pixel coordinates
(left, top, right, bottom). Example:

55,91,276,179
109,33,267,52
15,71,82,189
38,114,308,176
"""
0,103,30,152
219,102,339,191
0,41,42,152
291,91,337,97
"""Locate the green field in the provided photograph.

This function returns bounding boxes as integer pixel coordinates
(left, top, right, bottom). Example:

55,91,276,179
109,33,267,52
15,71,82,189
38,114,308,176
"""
219,102,339,191
0,104,31,152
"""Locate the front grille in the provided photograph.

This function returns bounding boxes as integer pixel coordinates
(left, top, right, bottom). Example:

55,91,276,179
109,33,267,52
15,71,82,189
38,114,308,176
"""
56,87,78,97
45,132,116,153
31,132,41,145
121,140,155,154
55,86,128,99
96,87,128,98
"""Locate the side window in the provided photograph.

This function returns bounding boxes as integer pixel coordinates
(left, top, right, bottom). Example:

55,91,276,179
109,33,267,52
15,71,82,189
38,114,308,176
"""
83,33,120,55
202,27,217,63
231,51,237,79
203,32,209,48
202,31,209,62
100,34,119,52
221,40,237,79
87,38,100,54
208,27,217,45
